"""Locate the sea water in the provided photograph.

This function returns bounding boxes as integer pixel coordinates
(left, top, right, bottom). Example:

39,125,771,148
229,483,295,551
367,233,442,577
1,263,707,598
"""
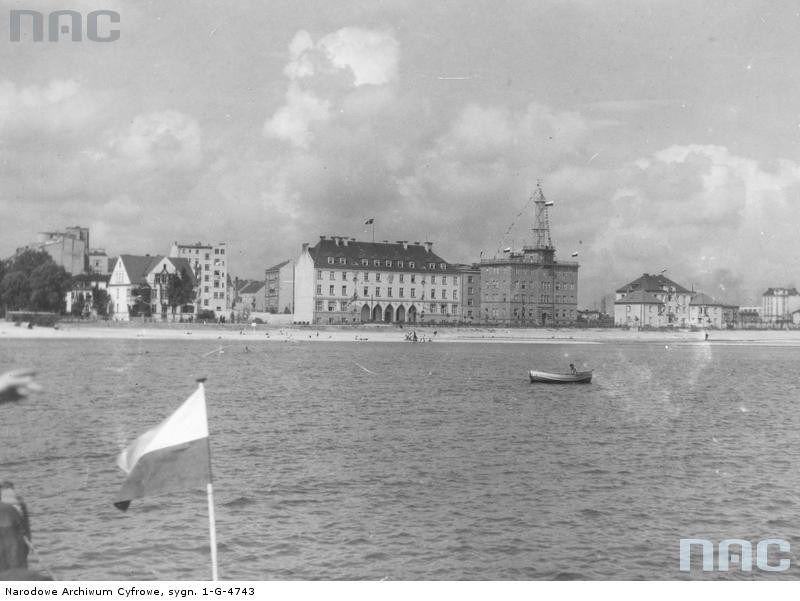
2,337,800,580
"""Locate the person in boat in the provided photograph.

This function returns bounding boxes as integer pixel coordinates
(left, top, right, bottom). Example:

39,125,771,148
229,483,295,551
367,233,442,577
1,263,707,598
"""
569,363,577,375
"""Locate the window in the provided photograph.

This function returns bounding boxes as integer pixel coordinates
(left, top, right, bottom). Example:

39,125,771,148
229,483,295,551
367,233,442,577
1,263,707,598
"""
339,257,346,265
411,289,416,298
317,270,322,280
364,272,369,282
316,285,322,295
442,276,447,285
376,273,381,282
398,261,404,268
375,287,381,297
411,274,416,283
327,257,334,264
453,290,458,300
431,289,436,299
205,253,210,260
468,287,473,295
453,276,458,285
442,290,447,299
467,298,473,306
409,262,415,269
214,249,219,255
329,285,335,295
440,263,446,270
399,288,404,298
361,259,368,266
204,275,209,282
388,274,394,283
431,275,436,284
374,259,380,266
204,286,209,293
386,260,392,267
399,274,404,283
315,300,323,311
388,287,393,297
330,271,335,280
467,275,473,284
328,301,335,311
342,272,347,281
342,286,347,296
363,287,368,296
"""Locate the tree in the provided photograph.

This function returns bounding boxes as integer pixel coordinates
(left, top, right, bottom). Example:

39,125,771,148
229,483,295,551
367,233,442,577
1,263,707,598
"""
1,272,30,311
130,285,152,317
0,249,69,313
29,262,70,312
167,267,195,316
92,287,110,317
72,292,86,317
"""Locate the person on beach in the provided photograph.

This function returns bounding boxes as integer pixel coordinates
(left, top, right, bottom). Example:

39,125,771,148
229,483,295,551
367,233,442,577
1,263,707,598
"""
569,363,577,375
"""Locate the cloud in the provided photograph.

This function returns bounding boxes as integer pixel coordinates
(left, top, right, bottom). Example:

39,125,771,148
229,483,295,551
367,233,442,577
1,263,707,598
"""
0,79,102,140
107,110,203,171
264,27,399,148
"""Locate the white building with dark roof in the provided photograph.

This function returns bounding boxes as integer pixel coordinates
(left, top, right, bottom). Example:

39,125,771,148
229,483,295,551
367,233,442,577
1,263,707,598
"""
294,236,461,325
109,255,197,321
614,273,694,327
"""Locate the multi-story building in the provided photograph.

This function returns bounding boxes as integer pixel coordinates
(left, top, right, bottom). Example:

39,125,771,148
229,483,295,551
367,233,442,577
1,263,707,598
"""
88,248,114,275
479,185,579,326
614,273,693,327
265,260,295,314
761,287,800,325
480,249,578,326
294,236,462,325
21,226,90,274
455,263,481,323
169,241,228,316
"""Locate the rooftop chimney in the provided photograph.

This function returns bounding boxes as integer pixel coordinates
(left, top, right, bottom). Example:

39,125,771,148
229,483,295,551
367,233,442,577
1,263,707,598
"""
424,241,433,253
397,240,408,250
302,243,309,252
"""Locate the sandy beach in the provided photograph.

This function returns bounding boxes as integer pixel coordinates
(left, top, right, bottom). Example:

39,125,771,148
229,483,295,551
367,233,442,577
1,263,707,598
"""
3,320,800,345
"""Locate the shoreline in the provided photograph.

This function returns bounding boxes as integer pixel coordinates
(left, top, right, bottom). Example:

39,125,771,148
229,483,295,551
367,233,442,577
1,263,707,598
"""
3,320,800,345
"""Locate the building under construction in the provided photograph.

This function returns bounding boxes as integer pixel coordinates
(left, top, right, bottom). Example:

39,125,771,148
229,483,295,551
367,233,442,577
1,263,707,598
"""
479,185,579,326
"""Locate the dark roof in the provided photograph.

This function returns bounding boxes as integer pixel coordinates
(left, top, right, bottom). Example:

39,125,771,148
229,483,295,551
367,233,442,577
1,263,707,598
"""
309,237,457,272
614,289,663,305
266,260,291,272
167,257,197,285
239,281,265,294
616,273,691,294
118,255,162,285
690,292,723,306
763,287,800,296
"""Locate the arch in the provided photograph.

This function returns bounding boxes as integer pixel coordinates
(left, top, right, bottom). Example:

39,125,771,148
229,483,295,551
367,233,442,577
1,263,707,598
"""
407,305,417,323
360,304,370,322
384,304,394,323
372,304,382,322
396,305,406,323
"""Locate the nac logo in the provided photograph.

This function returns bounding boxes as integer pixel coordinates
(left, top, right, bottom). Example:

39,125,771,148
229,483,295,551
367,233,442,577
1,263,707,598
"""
679,538,791,572
9,9,120,42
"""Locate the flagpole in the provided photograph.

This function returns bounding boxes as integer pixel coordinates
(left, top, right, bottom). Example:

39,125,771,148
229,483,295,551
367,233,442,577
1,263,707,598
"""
197,378,219,581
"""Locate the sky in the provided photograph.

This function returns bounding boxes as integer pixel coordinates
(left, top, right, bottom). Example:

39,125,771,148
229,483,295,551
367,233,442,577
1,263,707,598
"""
2,0,800,307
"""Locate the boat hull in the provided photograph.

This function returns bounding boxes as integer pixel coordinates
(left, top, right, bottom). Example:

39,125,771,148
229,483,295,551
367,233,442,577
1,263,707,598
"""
529,370,592,384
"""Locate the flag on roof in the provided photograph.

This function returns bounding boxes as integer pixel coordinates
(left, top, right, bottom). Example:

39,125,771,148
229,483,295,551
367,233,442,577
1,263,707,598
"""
114,383,211,511
364,218,374,225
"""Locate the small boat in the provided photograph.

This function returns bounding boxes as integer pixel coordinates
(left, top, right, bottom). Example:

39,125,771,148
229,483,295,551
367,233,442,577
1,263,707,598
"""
529,369,592,384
